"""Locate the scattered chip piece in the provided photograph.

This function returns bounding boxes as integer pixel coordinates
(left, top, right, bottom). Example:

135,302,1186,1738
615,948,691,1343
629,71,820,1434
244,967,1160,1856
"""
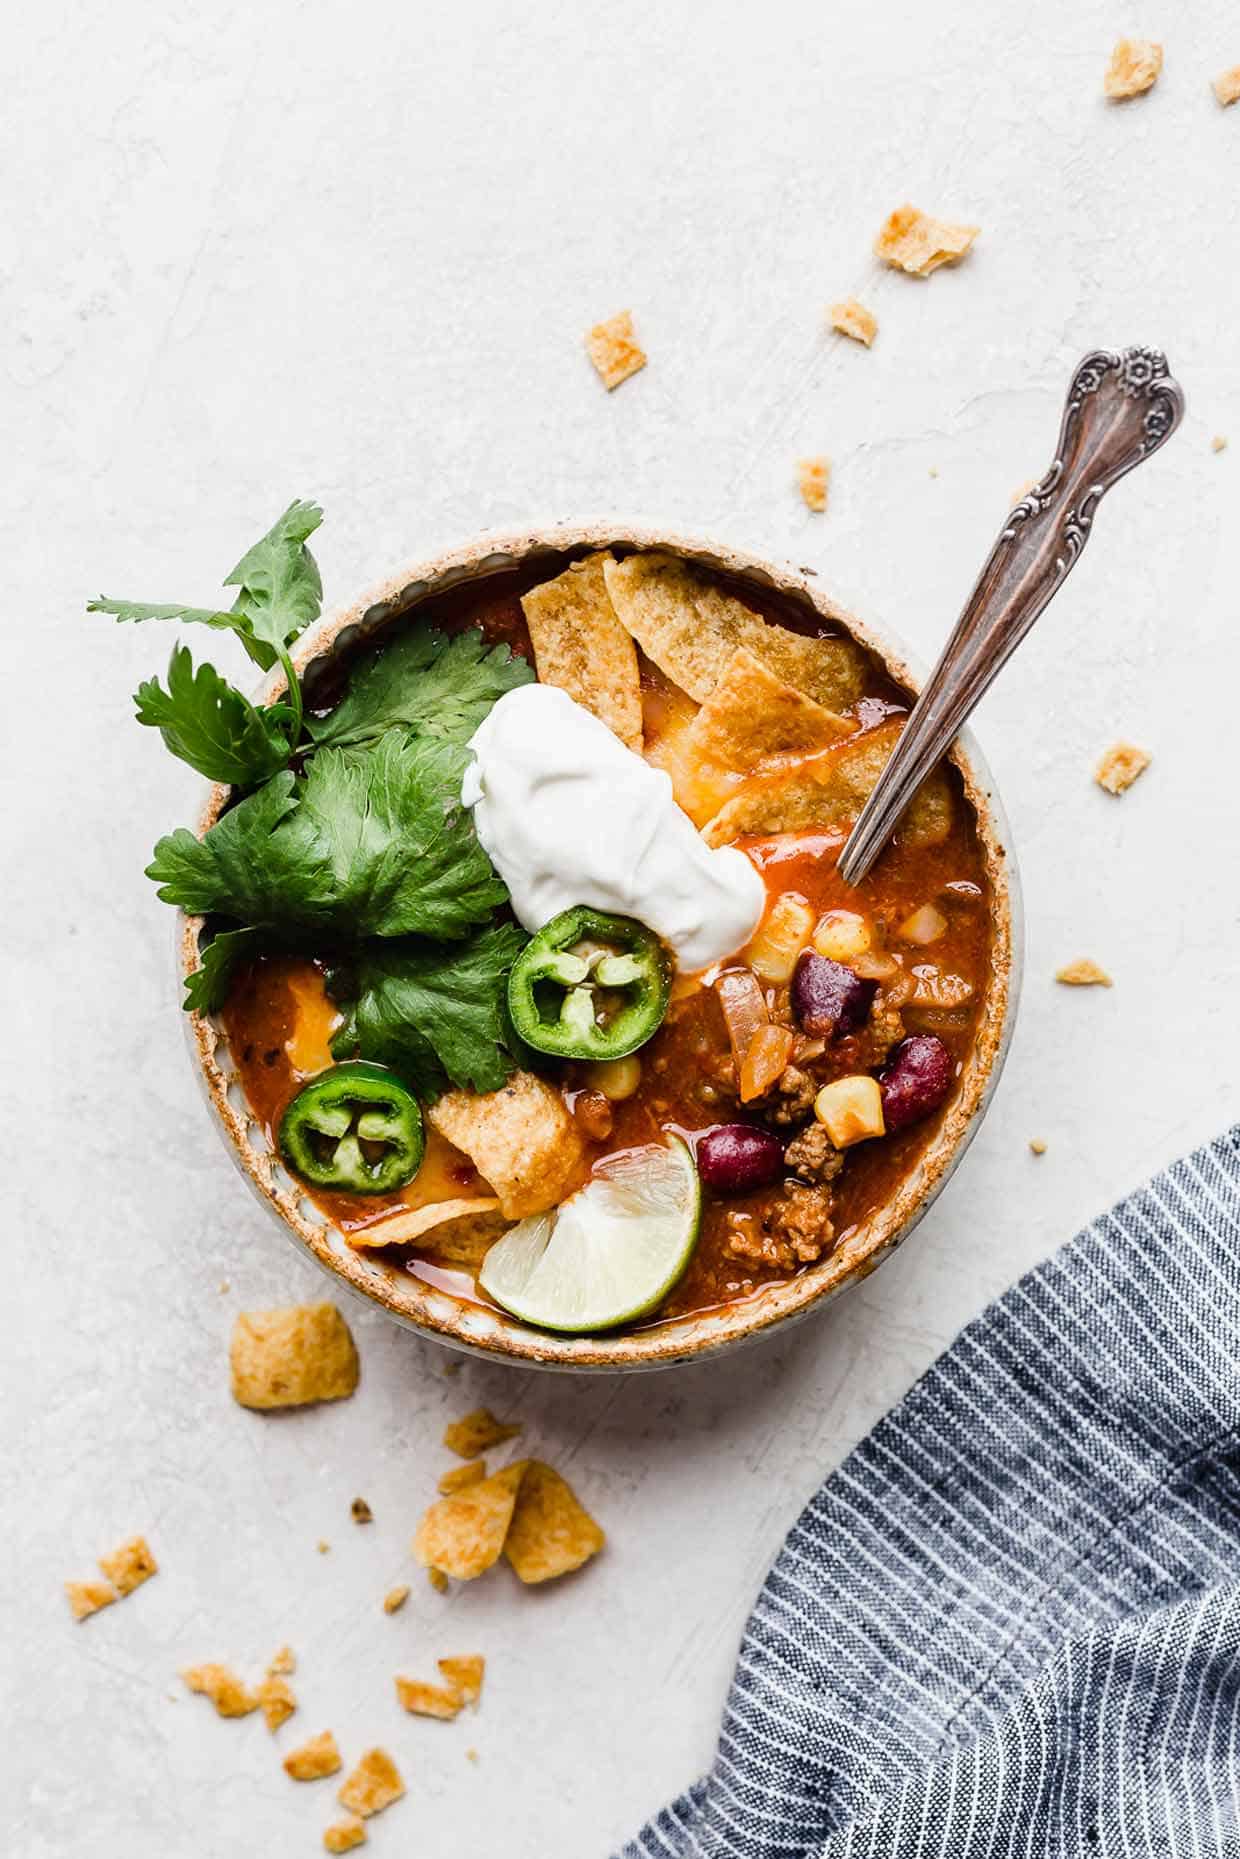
603,551,866,710
1214,66,1240,106
504,1461,605,1585
383,1585,410,1614
797,457,830,513
584,310,647,391
395,1676,463,1720
438,1655,486,1706
443,1409,522,1460
829,298,877,346
466,1746,480,1764
521,553,643,751
428,1568,449,1594
318,1540,331,1555
1095,741,1151,796
428,1075,586,1219
257,1674,297,1732
347,1196,507,1261
337,1748,405,1819
1030,1138,1048,1156
1212,435,1229,453
351,1498,374,1525
285,1731,343,1781
182,1663,259,1718
874,204,979,276
413,1462,528,1580
439,1460,488,1495
229,1304,359,1410
267,1645,296,1676
702,718,952,851
1104,38,1162,98
1056,959,1112,987
65,1579,116,1622
324,1820,367,1854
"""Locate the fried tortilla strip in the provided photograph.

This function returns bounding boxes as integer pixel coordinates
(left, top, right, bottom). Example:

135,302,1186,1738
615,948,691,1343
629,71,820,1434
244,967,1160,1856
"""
229,1304,359,1409
257,1674,297,1731
702,720,952,850
521,553,643,751
438,1655,485,1705
585,310,647,390
504,1461,605,1584
394,1676,462,1720
427,1073,587,1219
1104,38,1162,99
65,1579,116,1621
829,298,878,346
443,1408,521,1459
345,1197,506,1266
604,552,866,710
875,204,979,276
324,1821,367,1854
337,1748,405,1819
412,1462,528,1580
97,1534,157,1597
284,1731,342,1780
182,1663,260,1718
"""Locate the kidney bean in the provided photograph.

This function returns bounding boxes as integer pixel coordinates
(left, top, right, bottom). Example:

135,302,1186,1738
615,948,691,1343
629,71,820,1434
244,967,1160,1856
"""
791,951,878,1039
879,1034,954,1131
696,1123,786,1194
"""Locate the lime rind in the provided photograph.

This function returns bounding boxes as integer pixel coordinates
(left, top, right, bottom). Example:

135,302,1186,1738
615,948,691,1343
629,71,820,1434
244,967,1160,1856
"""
478,1138,701,1334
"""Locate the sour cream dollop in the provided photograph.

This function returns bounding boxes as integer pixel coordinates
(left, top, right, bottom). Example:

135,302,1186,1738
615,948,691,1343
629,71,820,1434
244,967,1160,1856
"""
462,684,765,972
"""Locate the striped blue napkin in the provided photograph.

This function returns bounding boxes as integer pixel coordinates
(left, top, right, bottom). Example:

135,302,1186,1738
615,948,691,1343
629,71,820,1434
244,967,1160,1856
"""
621,1128,1240,1857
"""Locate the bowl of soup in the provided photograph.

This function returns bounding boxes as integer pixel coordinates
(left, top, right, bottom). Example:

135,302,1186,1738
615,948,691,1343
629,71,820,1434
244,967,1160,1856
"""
182,522,1019,1369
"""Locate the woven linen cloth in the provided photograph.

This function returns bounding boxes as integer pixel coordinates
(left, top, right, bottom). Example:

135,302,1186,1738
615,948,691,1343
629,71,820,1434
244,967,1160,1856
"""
621,1128,1240,1858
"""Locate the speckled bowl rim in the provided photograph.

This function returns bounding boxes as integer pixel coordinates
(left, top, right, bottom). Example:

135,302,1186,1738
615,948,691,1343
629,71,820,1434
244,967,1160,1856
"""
180,520,1022,1371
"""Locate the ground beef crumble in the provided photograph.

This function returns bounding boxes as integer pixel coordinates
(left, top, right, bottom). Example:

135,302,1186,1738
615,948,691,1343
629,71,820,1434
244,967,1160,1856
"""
783,1121,846,1186
723,1182,836,1272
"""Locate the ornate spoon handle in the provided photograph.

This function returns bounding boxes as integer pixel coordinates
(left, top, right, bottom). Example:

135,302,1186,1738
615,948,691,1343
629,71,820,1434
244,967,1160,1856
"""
837,347,1185,886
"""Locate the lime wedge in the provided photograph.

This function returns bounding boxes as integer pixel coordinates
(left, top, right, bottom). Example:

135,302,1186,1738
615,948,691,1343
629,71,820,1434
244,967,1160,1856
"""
478,1137,701,1334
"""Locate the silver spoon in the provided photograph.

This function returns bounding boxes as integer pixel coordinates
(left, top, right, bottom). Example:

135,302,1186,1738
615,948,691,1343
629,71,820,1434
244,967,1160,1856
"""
837,347,1185,885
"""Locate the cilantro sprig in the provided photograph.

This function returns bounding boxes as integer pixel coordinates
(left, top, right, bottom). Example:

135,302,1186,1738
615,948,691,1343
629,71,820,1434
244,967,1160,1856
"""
91,502,533,1096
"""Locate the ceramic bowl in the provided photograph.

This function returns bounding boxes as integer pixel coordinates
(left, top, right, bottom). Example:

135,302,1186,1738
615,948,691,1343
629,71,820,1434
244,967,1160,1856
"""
181,521,1021,1370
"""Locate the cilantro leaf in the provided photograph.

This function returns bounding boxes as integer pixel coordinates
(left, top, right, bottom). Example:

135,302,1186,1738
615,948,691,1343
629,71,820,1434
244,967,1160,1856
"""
330,921,528,1097
183,926,268,1013
306,625,533,752
145,774,331,921
134,644,293,787
89,498,323,673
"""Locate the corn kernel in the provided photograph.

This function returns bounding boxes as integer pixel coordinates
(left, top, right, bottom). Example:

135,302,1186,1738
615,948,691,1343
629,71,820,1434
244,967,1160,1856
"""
814,1075,885,1147
581,1054,642,1100
745,894,816,983
898,903,947,946
813,909,873,963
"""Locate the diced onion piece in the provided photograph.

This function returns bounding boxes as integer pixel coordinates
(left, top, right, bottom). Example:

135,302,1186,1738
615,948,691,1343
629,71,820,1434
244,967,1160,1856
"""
715,969,770,1074
813,909,873,962
852,951,899,982
898,904,948,946
581,1054,643,1101
744,894,816,984
739,1025,795,1103
814,1075,886,1147
910,966,974,1011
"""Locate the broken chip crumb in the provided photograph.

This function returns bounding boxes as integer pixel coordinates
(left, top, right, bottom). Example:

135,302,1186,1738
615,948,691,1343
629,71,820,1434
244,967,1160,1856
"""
395,1676,463,1720
1056,959,1112,987
828,298,877,346
285,1730,342,1781
229,1303,359,1410
317,1540,331,1555
466,1746,479,1764
438,1655,485,1706
267,1645,296,1676
324,1820,367,1854
504,1461,605,1584
584,310,647,391
351,1498,374,1525
427,1568,449,1594
439,1460,488,1495
1214,66,1240,106
383,1585,411,1614
65,1578,116,1621
796,457,830,514
182,1663,259,1718
414,1462,527,1580
874,204,978,276
257,1674,297,1732
337,1747,405,1819
1104,38,1163,99
1095,741,1151,796
1029,1138,1048,1156
97,1534,157,1597
218,1279,230,1294
1212,434,1229,453
443,1408,522,1460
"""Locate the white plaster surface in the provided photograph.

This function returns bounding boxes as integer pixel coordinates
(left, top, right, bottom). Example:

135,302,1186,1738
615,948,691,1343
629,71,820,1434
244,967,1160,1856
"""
5,2,1240,1853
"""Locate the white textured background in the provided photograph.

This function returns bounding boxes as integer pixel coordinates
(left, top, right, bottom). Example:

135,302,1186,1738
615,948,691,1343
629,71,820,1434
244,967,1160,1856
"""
5,2,1239,1854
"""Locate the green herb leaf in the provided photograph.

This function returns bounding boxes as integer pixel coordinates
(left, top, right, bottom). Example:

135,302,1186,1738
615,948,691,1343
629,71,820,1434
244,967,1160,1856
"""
89,498,323,673
306,625,533,752
184,926,268,1013
133,644,293,788
330,921,528,1097
146,732,503,942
